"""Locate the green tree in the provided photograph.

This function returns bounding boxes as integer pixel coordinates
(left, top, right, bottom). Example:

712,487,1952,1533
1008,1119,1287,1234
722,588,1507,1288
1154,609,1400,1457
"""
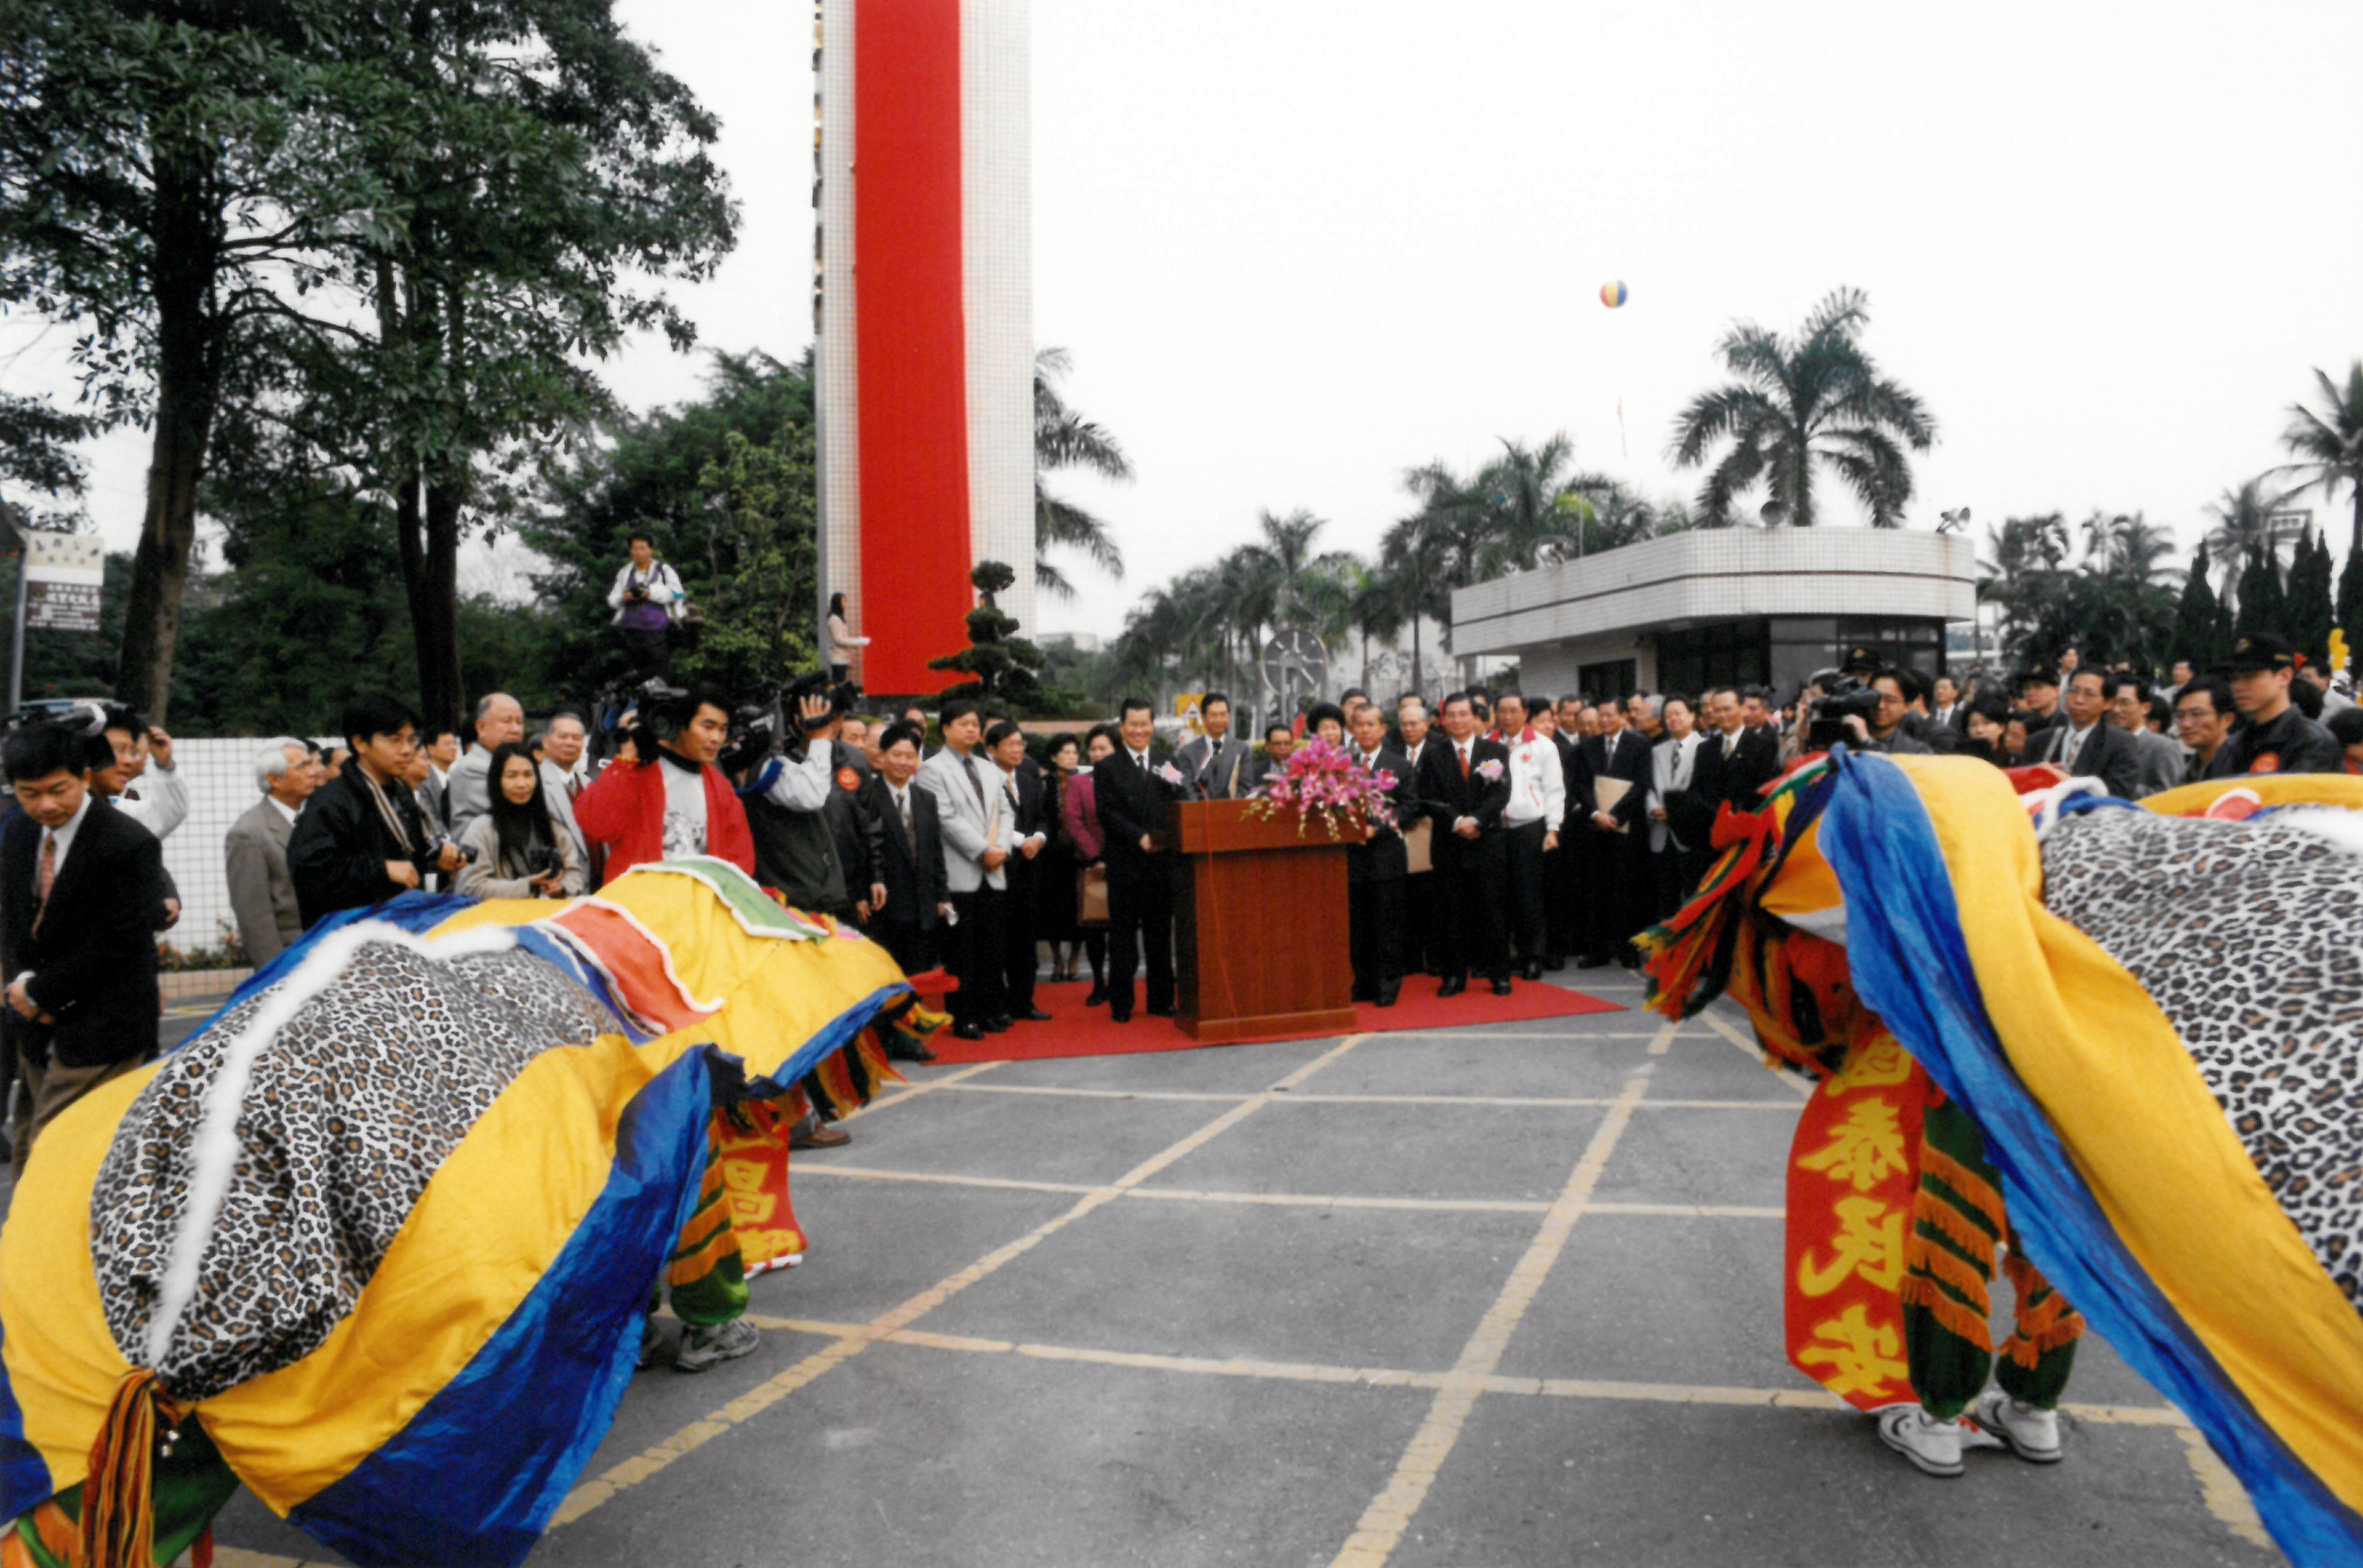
2289,528,2336,665
526,351,813,700
2274,363,2363,557
0,0,380,717
1976,514,2072,664
2236,545,2286,639
1668,287,1938,527
1033,347,1128,598
931,561,1048,711
2339,546,2363,679
2205,477,2288,603
2171,545,2222,670
675,424,819,697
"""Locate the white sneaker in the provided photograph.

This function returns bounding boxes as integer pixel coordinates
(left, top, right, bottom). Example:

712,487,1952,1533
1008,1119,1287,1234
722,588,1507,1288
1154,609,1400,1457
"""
673,1317,759,1373
1972,1389,2064,1463
1877,1405,1964,1477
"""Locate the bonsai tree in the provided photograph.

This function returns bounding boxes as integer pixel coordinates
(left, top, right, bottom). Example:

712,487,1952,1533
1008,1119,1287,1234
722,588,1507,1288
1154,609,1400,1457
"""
930,561,1049,709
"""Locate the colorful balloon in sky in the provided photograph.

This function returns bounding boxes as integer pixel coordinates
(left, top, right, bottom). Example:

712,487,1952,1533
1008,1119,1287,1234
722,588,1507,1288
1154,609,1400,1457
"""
1600,281,1628,308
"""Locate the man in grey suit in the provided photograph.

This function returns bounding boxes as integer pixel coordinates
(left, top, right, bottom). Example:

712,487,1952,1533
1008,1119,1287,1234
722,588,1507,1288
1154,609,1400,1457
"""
1173,691,1252,799
225,737,322,966
2106,673,2187,799
915,698,1019,1041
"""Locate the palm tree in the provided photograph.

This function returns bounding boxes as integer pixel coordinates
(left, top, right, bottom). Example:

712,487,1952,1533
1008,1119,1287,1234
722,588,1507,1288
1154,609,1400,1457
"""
1668,287,1937,527
2204,476,2294,607
1034,347,1129,598
2274,363,2363,557
1977,514,2070,660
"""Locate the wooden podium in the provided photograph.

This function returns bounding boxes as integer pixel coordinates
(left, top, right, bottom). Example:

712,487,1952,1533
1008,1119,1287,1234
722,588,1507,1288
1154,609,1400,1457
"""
1167,799,1366,1043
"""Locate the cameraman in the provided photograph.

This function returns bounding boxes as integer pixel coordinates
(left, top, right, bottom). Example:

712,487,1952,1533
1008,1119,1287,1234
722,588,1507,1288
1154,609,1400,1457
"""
739,684,881,923
607,530,685,679
573,685,753,884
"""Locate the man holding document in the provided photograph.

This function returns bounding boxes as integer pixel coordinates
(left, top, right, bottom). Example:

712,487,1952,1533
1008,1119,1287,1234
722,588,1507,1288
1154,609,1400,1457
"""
1571,697,1654,968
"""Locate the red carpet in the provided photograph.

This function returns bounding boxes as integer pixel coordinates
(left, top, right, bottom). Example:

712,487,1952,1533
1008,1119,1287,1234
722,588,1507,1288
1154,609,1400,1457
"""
927,977,1627,1063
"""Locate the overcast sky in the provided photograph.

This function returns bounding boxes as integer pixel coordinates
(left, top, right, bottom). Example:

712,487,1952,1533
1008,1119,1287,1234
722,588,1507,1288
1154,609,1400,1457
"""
10,0,2362,640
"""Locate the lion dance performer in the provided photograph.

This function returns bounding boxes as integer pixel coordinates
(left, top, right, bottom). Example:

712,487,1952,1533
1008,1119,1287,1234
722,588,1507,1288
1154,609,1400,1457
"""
0,857,937,1568
1643,746,2363,1563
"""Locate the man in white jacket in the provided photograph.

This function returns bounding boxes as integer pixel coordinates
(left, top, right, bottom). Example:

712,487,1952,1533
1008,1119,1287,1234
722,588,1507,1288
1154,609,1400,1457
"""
1491,693,1564,982
607,531,685,678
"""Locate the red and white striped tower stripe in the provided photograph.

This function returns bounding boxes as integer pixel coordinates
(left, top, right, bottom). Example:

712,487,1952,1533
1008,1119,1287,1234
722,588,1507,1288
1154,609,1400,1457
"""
816,0,1033,697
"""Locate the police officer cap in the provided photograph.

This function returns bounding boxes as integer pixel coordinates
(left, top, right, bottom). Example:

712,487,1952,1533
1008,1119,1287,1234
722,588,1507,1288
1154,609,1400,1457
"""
2220,632,2299,675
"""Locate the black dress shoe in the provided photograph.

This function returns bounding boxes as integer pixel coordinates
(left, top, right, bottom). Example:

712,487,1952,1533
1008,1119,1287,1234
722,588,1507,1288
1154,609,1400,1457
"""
1520,961,1543,981
1542,956,1568,973
1575,952,1612,969
1083,986,1107,1007
1351,985,1378,1004
1015,1007,1053,1022
1492,977,1515,997
1438,975,1467,999
1109,1008,1133,1024
1375,981,1401,1008
1145,1003,1176,1018
983,1015,1015,1033
950,1021,987,1041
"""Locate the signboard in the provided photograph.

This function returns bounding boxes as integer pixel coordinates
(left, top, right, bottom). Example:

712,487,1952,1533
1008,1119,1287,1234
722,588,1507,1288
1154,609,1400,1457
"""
1175,693,1205,739
23,532,103,633
1260,630,1326,715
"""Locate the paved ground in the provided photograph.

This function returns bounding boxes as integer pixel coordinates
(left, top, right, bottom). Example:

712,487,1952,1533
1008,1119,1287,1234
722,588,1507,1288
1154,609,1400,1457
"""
10,976,2287,1567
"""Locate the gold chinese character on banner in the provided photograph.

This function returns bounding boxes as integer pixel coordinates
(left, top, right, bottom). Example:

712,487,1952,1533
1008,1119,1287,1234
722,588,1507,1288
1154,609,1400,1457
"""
1796,1304,1909,1399
1833,1038,1912,1092
1796,1195,1905,1296
1796,1099,1908,1193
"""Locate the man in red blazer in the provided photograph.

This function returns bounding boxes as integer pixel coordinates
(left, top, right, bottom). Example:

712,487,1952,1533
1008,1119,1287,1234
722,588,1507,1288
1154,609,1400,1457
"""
575,687,755,883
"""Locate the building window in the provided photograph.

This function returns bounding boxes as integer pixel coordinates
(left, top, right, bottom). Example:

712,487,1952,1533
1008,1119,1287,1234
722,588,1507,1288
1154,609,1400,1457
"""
1579,658,1638,703
1658,621,1770,699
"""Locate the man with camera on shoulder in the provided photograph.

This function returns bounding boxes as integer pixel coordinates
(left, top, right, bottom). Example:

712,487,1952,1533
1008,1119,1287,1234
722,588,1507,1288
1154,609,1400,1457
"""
573,684,754,885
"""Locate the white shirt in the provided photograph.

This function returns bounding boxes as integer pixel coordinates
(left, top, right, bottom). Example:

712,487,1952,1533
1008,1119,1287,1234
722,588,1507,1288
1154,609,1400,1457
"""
113,763,188,841
763,739,835,812
1500,731,1565,831
1127,747,1153,771
39,793,95,878
267,796,301,827
659,761,708,858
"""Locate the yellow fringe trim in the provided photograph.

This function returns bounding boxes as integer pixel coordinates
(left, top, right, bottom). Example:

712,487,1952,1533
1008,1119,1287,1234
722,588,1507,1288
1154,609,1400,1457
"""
1910,1237,1994,1317
1899,1274,1994,1350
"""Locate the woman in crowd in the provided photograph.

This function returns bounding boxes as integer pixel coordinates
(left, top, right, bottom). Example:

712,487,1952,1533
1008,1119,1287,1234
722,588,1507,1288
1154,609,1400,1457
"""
1061,724,1117,1005
1305,702,1348,747
458,741,585,899
825,591,871,686
1036,733,1087,982
1960,691,2016,767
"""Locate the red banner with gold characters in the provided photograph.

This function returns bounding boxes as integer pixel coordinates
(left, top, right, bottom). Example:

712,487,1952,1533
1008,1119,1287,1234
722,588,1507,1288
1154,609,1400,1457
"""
717,1095,808,1277
1784,1028,1928,1409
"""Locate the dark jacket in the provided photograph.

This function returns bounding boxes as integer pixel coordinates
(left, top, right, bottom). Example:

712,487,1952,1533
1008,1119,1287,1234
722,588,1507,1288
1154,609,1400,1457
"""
1573,730,1653,831
860,773,948,931
2,797,164,1069
744,757,854,919
827,775,883,904
1414,735,1512,865
1347,744,1413,884
1094,748,1190,884
1690,726,1781,815
287,767,439,930
2208,705,2344,779
2037,719,2143,799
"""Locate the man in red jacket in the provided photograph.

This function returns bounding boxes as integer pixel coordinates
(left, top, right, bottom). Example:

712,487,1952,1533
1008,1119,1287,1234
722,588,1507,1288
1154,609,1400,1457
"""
574,687,755,883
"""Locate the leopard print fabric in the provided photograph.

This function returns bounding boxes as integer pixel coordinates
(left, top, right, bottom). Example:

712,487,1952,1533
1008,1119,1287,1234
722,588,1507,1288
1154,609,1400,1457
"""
2040,807,2363,1310
90,939,615,1401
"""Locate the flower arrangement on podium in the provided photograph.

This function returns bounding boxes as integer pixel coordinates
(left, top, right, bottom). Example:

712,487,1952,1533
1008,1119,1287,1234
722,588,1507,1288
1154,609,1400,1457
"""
1246,736,1398,839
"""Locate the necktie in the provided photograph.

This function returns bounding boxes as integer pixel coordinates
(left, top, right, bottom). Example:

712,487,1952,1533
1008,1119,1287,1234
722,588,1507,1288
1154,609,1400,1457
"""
34,830,56,933
1137,751,1149,772
960,753,986,805
1724,734,1736,759
566,775,581,802
1458,745,1470,779
897,789,914,841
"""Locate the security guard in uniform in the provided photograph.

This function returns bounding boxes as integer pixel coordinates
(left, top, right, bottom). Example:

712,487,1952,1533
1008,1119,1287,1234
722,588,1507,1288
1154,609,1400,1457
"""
2207,633,2344,777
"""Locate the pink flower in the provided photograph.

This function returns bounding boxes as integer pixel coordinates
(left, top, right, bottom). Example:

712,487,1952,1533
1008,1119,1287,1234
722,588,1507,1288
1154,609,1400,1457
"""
1476,759,1505,781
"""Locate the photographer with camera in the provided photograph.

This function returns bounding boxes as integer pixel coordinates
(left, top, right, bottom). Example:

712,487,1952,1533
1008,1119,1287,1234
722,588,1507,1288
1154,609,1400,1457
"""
739,679,881,924
607,530,686,679
573,684,753,884
457,743,585,900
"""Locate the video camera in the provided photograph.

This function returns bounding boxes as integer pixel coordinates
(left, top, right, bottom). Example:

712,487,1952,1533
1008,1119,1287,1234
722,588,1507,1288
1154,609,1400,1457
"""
1806,678,1882,752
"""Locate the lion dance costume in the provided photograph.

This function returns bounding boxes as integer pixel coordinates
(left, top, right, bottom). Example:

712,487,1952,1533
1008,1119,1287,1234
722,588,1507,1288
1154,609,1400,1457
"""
1644,749,2363,1564
0,858,939,1568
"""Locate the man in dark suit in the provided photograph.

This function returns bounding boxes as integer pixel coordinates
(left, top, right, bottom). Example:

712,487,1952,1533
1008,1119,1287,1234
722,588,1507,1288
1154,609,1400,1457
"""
2032,668,2142,798
1344,704,1412,1006
1093,695,1191,1021
1539,703,1583,966
1174,691,1254,800
3,721,165,1177
288,694,461,929
1394,700,1442,974
1572,699,1655,967
859,723,949,985
1415,692,1512,997
1690,687,1782,819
